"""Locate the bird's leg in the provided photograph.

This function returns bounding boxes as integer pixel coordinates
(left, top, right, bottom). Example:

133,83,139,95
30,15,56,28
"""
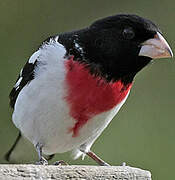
81,150,110,166
35,143,48,165
53,160,69,166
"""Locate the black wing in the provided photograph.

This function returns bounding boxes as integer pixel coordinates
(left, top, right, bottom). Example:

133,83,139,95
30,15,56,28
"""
9,57,38,108
9,36,60,109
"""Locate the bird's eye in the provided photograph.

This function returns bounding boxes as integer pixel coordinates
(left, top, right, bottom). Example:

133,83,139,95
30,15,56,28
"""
122,27,135,40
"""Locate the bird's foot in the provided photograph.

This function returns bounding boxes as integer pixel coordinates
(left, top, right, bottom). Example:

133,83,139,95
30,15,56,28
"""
53,160,68,166
35,156,48,165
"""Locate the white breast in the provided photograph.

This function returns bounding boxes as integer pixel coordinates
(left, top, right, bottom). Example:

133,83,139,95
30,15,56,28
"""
12,41,130,155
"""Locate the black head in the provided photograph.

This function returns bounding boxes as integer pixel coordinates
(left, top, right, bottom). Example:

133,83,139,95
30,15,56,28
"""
59,14,173,84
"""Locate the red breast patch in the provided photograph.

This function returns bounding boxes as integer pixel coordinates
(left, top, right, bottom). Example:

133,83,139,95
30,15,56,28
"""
64,57,132,137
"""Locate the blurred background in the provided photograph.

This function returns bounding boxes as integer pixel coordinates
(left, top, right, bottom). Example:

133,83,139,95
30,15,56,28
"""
0,0,175,179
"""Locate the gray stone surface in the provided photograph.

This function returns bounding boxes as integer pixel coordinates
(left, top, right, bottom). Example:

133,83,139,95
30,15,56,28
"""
0,165,152,180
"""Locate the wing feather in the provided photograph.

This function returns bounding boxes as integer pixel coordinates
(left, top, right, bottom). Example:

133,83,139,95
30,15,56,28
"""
9,53,39,108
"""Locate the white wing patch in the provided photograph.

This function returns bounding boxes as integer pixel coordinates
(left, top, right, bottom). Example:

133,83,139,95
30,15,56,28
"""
14,77,23,90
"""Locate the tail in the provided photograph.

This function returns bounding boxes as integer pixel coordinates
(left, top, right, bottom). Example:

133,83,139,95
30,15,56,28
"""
5,132,54,163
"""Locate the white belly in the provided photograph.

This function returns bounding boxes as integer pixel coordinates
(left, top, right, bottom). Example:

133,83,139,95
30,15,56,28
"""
12,42,129,155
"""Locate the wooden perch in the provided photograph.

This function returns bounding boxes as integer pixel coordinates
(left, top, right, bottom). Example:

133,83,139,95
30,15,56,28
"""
0,164,151,180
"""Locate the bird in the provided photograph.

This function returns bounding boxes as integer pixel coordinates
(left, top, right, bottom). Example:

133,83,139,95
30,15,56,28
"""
5,14,173,165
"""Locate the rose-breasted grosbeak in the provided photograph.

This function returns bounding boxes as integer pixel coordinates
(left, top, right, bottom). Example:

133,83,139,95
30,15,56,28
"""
5,14,173,165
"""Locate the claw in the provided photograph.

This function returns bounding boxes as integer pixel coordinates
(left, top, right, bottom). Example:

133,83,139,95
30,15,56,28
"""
53,160,68,166
35,156,48,165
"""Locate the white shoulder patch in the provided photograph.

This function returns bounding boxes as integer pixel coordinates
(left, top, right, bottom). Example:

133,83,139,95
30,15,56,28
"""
28,50,40,64
54,36,59,42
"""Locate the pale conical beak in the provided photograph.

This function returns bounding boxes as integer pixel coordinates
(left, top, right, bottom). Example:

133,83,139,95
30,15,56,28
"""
139,32,173,59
